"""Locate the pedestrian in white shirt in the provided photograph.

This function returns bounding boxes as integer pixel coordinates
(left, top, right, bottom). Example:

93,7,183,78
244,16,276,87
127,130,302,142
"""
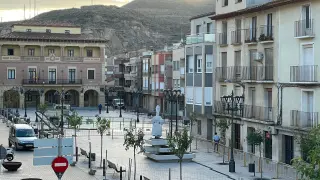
213,133,220,152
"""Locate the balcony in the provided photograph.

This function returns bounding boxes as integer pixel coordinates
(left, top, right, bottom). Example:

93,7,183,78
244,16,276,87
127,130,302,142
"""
83,57,101,61
294,19,314,38
63,57,83,61
231,30,242,45
215,66,242,82
2,56,21,60
22,79,82,85
218,32,228,46
259,25,274,43
290,110,318,129
45,56,61,61
244,28,257,44
243,105,275,122
213,101,243,117
241,66,274,82
143,87,151,94
22,56,41,61
290,65,318,83
247,0,272,7
185,33,216,45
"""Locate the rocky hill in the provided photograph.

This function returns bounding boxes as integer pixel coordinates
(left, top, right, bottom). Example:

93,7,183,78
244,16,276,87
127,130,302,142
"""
0,1,214,55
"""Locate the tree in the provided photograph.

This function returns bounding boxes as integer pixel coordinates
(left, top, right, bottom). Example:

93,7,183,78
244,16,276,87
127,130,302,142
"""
67,111,83,155
167,127,193,180
123,128,144,180
188,112,197,152
96,116,110,168
38,103,48,133
292,125,320,179
216,118,230,164
247,130,264,180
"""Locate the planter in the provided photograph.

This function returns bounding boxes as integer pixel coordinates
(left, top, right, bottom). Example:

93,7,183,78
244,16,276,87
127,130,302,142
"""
2,161,22,171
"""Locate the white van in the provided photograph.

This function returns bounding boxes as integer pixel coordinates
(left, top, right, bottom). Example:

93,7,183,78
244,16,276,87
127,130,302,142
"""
8,124,37,150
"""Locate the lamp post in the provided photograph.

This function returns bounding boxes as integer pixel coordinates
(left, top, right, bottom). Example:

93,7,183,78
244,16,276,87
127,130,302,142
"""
54,89,70,136
164,89,181,137
220,91,244,173
132,89,142,123
118,91,123,118
105,88,109,113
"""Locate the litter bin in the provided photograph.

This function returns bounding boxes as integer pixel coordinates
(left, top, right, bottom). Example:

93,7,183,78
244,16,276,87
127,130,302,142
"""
248,163,255,173
90,153,96,161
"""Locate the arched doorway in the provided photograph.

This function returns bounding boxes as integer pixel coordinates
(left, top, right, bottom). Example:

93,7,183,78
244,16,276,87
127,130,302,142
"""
45,90,59,105
3,90,20,108
66,90,79,107
84,90,99,107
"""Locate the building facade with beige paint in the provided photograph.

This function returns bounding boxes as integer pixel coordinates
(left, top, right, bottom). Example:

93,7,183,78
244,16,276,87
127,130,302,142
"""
0,23,107,108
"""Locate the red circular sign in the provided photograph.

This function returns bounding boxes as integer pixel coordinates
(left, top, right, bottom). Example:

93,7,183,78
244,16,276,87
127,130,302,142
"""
51,156,69,173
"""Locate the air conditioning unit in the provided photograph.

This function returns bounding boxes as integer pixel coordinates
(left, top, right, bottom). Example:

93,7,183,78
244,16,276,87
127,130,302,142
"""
267,126,278,135
254,52,264,62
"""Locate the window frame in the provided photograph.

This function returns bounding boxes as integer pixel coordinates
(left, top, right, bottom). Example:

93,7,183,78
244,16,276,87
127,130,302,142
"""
7,68,16,79
7,49,14,56
87,68,95,80
28,48,35,56
87,49,93,57
197,55,202,73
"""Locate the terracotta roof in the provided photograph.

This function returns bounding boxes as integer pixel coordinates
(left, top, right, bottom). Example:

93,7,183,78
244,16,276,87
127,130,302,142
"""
210,0,309,20
0,32,107,43
190,12,215,21
12,22,80,28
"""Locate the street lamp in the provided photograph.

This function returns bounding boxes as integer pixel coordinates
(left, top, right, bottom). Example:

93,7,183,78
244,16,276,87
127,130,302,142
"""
54,89,70,136
220,91,244,173
164,89,182,137
105,88,109,113
118,91,124,118
132,89,142,123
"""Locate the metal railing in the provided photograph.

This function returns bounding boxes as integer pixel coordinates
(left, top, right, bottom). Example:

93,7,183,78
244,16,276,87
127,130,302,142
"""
22,79,82,85
294,19,314,37
260,25,274,41
213,101,243,117
218,32,228,45
231,30,242,44
290,65,318,82
241,66,274,81
215,66,242,82
185,33,216,44
244,28,257,43
243,105,275,122
290,110,319,128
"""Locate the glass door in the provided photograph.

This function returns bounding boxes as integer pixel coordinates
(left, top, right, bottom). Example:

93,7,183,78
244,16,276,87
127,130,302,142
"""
68,69,76,83
28,68,37,83
49,68,56,84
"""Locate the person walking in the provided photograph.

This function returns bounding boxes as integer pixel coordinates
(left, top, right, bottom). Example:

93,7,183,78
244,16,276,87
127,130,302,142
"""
98,104,102,114
213,132,220,152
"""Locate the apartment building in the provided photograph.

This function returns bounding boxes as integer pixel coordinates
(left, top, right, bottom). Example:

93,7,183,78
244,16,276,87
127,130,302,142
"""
0,23,106,108
185,12,216,140
142,51,153,112
211,0,317,164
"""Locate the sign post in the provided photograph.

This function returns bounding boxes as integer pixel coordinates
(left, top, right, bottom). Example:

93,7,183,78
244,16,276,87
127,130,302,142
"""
52,156,69,180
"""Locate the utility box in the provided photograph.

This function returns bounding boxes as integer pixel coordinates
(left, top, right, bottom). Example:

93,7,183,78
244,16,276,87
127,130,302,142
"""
248,163,255,173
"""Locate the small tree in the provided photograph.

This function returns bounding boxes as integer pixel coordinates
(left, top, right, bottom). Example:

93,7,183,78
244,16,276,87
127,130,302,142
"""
216,118,230,164
123,128,144,180
67,111,83,154
247,130,264,180
38,103,48,132
167,128,193,180
188,112,197,152
96,116,110,168
292,125,320,179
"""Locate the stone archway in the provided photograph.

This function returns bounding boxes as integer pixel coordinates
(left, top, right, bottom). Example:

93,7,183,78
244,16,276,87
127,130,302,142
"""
45,90,59,105
66,89,79,107
3,90,20,108
84,89,99,107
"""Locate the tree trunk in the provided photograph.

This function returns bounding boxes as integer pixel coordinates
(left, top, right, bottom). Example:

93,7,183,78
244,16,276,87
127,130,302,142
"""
100,135,103,167
74,128,77,155
179,160,182,180
260,145,262,180
189,124,192,152
134,148,136,180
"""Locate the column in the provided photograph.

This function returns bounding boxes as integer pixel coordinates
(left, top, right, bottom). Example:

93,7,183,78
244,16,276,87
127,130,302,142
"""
60,46,65,57
20,45,25,56
0,44,2,58
80,46,84,57
40,46,45,57
100,46,105,58
40,95,45,105
79,94,84,107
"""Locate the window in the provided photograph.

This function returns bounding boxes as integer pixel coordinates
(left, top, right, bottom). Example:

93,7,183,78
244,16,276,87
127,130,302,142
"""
223,0,228,6
7,49,14,56
187,55,194,73
235,0,242,3
221,52,227,67
235,51,241,77
48,68,56,84
204,87,212,106
197,55,202,73
65,30,70,34
7,69,15,79
207,23,213,34
197,120,202,135
87,69,95,80
48,49,55,55
195,87,202,105
26,29,31,32
267,13,273,37
160,65,165,74
87,50,93,57
196,25,201,34
251,16,257,39
67,49,74,57
28,68,37,80
302,5,311,28
28,49,35,56
205,54,213,73
46,29,51,33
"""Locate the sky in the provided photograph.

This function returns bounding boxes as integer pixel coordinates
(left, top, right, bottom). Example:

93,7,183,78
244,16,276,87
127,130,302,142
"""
0,0,133,22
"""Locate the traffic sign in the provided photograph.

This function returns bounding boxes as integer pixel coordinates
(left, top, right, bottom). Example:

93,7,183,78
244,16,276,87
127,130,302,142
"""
52,156,69,173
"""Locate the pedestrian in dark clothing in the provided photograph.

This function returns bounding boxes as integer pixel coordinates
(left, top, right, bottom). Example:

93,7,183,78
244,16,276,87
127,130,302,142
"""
98,104,102,114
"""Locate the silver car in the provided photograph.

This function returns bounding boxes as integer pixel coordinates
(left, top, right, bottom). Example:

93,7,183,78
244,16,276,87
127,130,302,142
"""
8,124,37,150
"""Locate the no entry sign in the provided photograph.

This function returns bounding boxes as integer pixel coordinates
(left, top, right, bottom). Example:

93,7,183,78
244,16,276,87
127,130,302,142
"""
52,156,69,179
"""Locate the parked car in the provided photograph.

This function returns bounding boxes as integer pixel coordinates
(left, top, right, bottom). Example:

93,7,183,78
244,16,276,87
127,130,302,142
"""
112,99,125,109
8,124,37,150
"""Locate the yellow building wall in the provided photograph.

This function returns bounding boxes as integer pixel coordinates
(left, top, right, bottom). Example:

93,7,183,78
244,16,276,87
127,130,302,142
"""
64,47,80,57
44,46,61,56
1,45,20,56
84,47,100,57
12,25,81,34
25,45,41,56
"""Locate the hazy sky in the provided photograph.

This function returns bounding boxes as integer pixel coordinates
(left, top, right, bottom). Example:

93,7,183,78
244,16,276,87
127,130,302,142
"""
0,0,133,22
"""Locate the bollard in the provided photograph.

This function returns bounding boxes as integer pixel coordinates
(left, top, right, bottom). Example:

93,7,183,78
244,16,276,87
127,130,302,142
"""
243,152,246,167
258,157,261,173
228,149,230,161
76,147,78,162
196,138,198,149
120,121,121,130
276,162,279,179
103,159,106,177
169,168,171,180
120,166,123,180
112,129,114,139
123,118,124,129
140,175,143,180
89,142,92,169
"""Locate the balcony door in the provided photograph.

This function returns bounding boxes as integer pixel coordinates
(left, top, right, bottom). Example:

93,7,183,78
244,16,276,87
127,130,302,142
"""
28,68,37,83
264,48,274,80
302,91,314,127
265,88,272,120
266,13,273,37
301,44,314,81
68,69,76,83
302,5,311,31
49,68,57,84
250,16,257,40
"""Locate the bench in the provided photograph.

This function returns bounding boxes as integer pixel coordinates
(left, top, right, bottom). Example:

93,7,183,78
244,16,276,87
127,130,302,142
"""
80,148,89,161
107,160,126,177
